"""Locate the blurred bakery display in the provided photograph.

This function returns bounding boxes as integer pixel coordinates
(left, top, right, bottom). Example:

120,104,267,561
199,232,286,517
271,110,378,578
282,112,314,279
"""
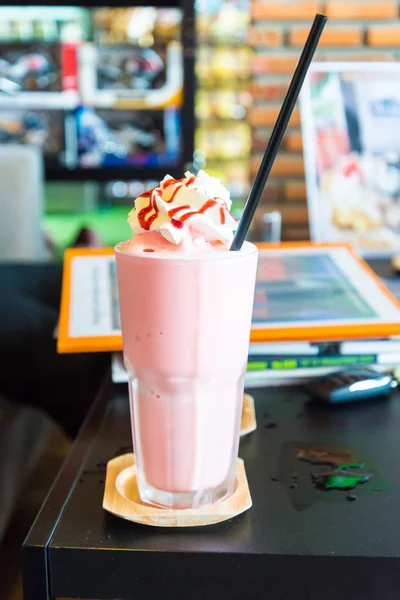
194,0,252,207
93,7,182,45
196,0,250,45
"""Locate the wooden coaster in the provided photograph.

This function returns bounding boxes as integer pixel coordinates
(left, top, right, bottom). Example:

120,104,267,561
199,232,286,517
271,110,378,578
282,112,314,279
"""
241,393,257,436
103,454,252,527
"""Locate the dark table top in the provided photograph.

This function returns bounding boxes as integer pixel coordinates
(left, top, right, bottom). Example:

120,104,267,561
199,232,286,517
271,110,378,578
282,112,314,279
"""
22,258,400,599
23,378,400,600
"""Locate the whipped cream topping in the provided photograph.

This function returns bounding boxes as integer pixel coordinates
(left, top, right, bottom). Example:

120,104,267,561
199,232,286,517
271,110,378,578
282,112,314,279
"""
127,170,238,245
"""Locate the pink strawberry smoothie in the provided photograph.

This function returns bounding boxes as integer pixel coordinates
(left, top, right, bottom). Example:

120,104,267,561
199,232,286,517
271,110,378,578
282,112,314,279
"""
115,171,258,508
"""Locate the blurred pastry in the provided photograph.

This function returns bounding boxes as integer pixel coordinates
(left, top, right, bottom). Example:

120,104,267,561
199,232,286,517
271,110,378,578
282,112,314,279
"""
357,228,399,249
385,204,400,229
328,167,383,231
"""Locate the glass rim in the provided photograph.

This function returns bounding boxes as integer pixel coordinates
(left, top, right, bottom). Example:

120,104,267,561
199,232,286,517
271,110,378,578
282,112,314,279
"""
114,239,258,262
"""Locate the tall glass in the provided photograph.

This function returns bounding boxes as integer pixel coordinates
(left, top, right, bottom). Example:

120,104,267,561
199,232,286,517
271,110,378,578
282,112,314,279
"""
115,241,258,509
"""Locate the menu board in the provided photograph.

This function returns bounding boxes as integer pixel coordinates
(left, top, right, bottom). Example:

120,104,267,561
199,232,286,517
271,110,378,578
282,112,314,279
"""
301,62,400,256
253,252,377,324
57,243,400,353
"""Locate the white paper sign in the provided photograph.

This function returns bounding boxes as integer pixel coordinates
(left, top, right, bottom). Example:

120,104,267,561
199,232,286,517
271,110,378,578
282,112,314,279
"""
69,255,121,338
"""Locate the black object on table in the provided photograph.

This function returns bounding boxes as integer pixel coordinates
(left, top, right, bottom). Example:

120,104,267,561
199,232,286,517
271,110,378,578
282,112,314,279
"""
22,374,400,600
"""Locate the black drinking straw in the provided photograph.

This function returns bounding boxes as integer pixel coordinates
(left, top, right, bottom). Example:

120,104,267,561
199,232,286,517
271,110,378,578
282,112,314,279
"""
230,13,327,251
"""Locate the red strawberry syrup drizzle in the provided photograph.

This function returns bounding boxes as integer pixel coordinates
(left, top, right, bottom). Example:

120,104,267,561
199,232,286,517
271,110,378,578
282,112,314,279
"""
137,176,234,231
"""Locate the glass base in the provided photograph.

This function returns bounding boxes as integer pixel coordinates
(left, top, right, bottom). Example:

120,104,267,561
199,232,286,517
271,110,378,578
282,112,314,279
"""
128,373,244,510
138,477,235,510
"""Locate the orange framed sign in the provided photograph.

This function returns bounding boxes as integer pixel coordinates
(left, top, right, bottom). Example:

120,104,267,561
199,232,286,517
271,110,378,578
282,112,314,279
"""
58,247,121,354
57,242,400,354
